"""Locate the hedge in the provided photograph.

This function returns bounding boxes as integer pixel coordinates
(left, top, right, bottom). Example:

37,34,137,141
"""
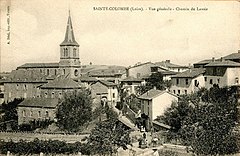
0,138,87,155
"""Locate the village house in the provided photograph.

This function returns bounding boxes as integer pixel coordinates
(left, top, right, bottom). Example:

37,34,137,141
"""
17,98,58,125
126,62,155,79
222,51,240,63
121,77,145,95
154,60,189,73
138,89,178,122
0,79,5,104
170,68,206,95
39,76,82,99
90,80,119,109
204,60,240,89
4,70,48,103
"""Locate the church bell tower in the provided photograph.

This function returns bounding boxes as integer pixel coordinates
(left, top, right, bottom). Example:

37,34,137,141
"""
59,11,81,78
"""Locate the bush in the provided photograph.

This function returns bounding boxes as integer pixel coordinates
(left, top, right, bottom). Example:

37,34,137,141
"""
0,139,87,155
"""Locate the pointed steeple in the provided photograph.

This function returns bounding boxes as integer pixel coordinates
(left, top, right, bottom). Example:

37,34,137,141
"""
60,11,79,46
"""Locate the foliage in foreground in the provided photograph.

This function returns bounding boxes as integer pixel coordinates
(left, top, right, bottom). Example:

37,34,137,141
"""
86,114,132,155
157,86,239,155
0,139,83,155
56,89,93,132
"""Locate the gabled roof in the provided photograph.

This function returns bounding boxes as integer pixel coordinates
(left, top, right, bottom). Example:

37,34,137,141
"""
5,70,47,83
60,13,79,46
121,77,143,82
17,63,59,69
205,60,240,67
99,80,117,87
223,52,240,60
155,61,188,68
194,59,213,65
40,76,81,89
79,76,98,82
127,62,155,69
138,89,176,100
171,68,205,78
18,98,59,108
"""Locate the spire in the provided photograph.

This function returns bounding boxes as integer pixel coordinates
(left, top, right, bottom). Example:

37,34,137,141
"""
60,11,79,46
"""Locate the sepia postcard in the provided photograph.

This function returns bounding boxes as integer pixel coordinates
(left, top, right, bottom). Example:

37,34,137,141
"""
0,0,239,155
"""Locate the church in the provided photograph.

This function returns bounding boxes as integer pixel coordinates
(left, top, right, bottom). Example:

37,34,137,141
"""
17,12,81,79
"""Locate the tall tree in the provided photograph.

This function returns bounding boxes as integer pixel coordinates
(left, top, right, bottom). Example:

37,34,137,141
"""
87,118,131,155
158,86,239,155
56,89,93,132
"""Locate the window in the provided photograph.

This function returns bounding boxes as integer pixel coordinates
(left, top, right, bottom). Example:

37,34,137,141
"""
74,69,78,76
235,77,239,84
22,110,26,117
59,92,62,98
173,90,176,94
178,90,180,94
24,84,27,90
210,79,213,84
73,48,77,57
38,111,41,118
185,90,187,94
40,69,42,73
51,92,55,98
47,69,50,75
185,79,189,85
217,79,220,83
204,77,207,81
46,111,49,117
16,84,19,90
63,69,66,75
113,93,115,98
176,79,179,85
45,92,48,98
194,80,198,87
55,69,57,75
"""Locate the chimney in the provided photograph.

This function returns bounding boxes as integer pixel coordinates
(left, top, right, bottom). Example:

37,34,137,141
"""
220,57,223,62
212,57,215,62
166,60,170,63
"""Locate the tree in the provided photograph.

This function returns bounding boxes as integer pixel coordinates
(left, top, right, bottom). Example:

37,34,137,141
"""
136,72,170,95
0,98,23,130
159,86,239,155
56,89,93,132
87,118,132,155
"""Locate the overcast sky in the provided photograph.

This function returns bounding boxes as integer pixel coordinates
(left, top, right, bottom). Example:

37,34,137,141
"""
0,0,239,72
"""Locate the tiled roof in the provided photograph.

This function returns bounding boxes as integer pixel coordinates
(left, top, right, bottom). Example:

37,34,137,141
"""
171,68,205,78
99,80,117,87
17,63,59,69
81,65,126,76
79,76,98,82
5,70,47,83
223,52,240,60
155,61,187,68
127,62,154,69
205,60,240,67
160,70,178,75
138,89,168,100
91,82,108,94
18,98,58,108
41,76,81,89
121,77,143,82
194,59,213,65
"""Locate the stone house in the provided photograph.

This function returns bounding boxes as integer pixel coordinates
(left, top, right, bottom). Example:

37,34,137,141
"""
17,98,58,125
91,80,119,109
170,68,206,95
204,60,240,89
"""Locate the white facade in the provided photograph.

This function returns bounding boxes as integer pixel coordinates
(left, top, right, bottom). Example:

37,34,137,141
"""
140,91,178,121
170,75,205,95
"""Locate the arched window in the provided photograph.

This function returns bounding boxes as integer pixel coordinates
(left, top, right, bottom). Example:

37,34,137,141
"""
47,69,50,75
55,69,57,75
63,69,66,75
74,69,78,76
73,48,77,57
46,111,49,117
65,48,68,57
